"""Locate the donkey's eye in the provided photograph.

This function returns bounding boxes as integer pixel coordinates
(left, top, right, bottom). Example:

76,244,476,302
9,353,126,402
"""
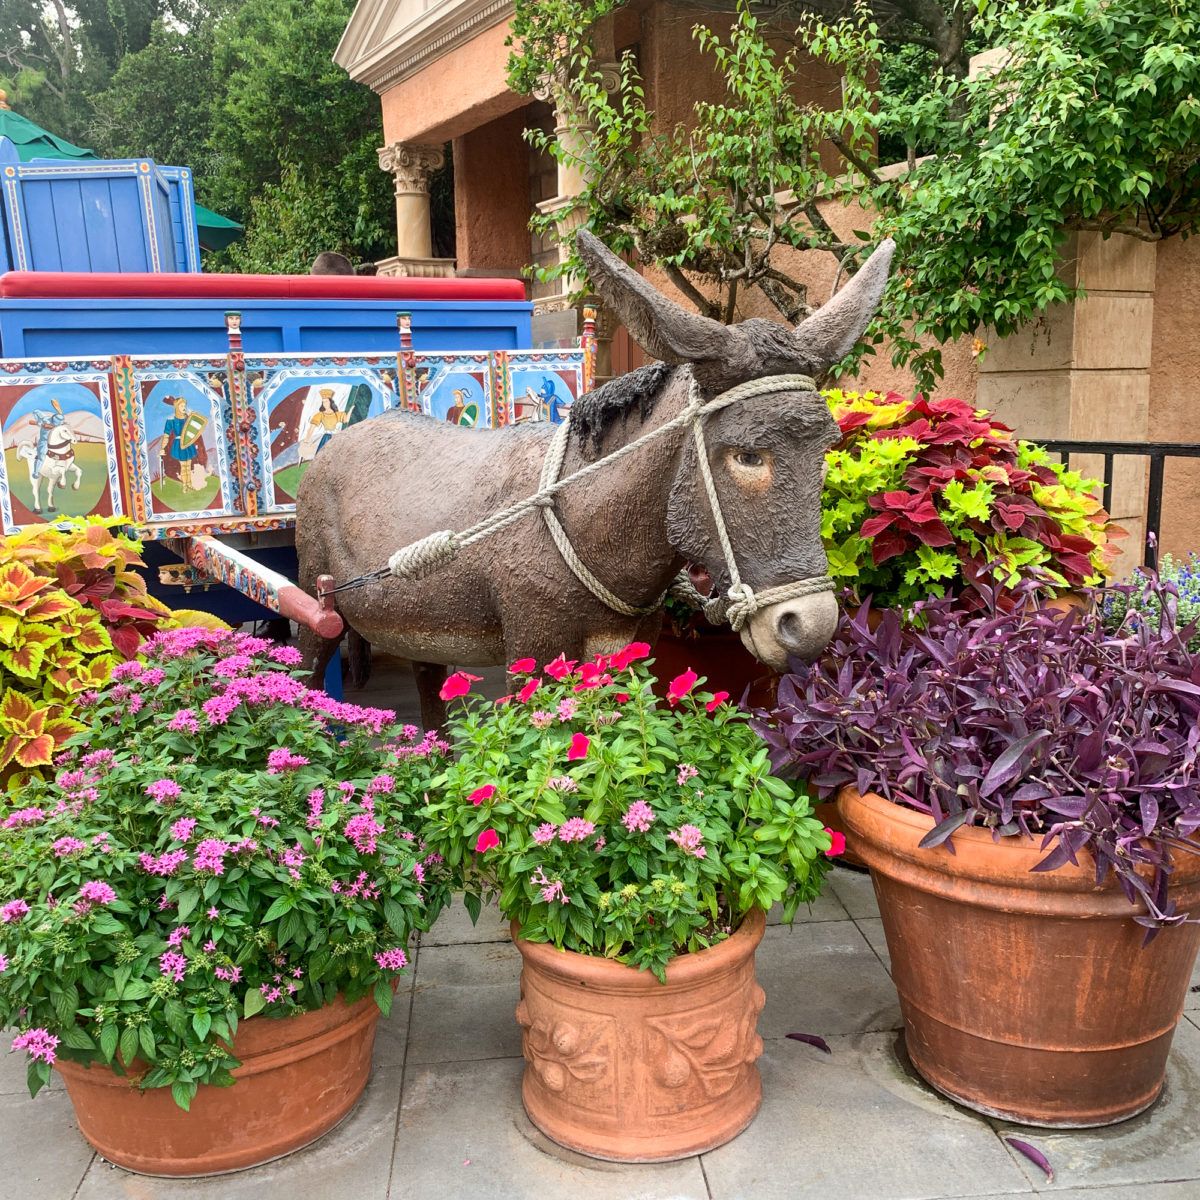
734,451,764,469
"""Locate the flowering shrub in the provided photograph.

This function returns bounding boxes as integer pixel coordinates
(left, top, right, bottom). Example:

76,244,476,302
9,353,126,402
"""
421,647,839,982
0,518,177,789
821,390,1114,610
756,578,1200,928
0,628,450,1108
1105,553,1200,651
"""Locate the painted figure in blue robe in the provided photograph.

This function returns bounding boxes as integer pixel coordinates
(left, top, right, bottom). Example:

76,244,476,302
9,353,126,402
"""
159,394,209,490
29,400,67,479
536,377,571,424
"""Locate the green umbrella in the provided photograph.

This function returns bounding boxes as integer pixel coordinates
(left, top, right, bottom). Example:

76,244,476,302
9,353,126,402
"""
0,108,242,252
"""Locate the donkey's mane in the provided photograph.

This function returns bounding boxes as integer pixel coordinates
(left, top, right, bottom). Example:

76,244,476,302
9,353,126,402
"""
569,361,674,456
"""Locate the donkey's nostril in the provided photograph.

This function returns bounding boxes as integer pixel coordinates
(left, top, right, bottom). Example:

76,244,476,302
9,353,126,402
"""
773,593,839,662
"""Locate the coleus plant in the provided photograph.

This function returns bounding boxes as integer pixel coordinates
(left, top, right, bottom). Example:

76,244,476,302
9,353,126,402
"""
0,519,175,787
821,390,1115,610
754,577,1200,928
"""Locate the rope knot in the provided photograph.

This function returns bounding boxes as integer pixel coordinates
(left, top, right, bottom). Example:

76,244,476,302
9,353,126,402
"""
723,582,759,632
388,530,461,580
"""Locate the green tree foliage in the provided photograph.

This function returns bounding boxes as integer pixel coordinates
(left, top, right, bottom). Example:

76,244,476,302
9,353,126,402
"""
876,0,1200,384
2,0,396,269
513,0,1200,389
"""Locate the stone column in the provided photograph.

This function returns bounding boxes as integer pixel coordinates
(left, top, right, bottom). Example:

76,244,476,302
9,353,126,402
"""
377,142,445,261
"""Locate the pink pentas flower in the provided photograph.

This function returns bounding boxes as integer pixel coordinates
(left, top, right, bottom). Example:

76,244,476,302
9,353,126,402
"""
669,824,707,858
167,709,200,733
469,784,496,806
159,950,187,983
12,1029,59,1065
167,925,190,947
145,779,181,804
269,645,304,666
556,697,577,721
110,660,143,680
545,776,578,793
0,954,7,972
567,733,590,761
345,812,385,854
140,668,166,687
530,711,554,728
170,817,197,842
558,817,595,843
3,808,44,829
824,828,847,858
622,800,655,833
667,669,699,705
509,657,537,675
439,671,482,701
533,822,557,844
214,965,242,983
375,948,408,971
474,828,500,854
0,899,29,924
367,774,395,794
676,763,699,786
207,906,220,919
78,881,116,907
203,940,216,953
52,836,87,857
267,748,310,774
193,839,230,875
706,691,731,712
544,654,577,681
517,677,541,704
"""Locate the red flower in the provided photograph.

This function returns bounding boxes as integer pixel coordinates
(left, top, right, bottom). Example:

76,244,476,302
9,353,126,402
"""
824,828,846,858
439,671,482,701
616,692,630,704
567,733,590,761
469,785,496,806
517,677,541,704
509,657,537,675
610,642,651,672
705,691,730,712
474,828,500,854
544,654,578,681
667,669,698,705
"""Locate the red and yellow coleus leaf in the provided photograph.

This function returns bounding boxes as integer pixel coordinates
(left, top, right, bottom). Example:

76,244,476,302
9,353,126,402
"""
0,562,53,616
0,688,40,732
0,623,61,679
22,590,78,625
74,656,116,690
13,734,55,769
72,618,112,655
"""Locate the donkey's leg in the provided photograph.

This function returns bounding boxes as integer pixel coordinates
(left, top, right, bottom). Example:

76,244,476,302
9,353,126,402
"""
412,661,448,732
346,629,373,689
301,625,341,693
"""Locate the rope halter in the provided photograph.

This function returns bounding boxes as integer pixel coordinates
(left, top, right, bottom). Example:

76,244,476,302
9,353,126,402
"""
331,372,834,631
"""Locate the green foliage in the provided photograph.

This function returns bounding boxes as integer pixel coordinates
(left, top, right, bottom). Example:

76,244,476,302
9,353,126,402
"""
509,0,884,322
821,389,1113,608
875,0,1200,386
0,519,177,790
421,650,835,983
1104,553,1200,651
0,629,450,1103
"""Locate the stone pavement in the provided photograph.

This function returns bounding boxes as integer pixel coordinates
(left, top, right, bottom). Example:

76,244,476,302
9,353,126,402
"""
6,867,1200,1200
5,658,1200,1199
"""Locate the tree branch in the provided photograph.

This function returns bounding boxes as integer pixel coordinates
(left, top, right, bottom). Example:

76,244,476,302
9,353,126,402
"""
828,130,881,185
1071,220,1162,244
662,260,722,319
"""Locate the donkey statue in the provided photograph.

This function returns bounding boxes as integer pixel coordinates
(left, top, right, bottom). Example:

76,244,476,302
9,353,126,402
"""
297,231,894,728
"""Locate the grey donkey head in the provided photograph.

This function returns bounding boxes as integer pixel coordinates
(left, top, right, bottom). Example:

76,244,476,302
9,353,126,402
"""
576,230,895,669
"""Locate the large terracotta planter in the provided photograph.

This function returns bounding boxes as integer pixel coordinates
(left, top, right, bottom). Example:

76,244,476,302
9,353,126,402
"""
56,993,380,1176
839,787,1200,1127
513,909,766,1161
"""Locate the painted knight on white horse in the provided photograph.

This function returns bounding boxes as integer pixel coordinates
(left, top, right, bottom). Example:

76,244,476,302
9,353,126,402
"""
18,399,82,513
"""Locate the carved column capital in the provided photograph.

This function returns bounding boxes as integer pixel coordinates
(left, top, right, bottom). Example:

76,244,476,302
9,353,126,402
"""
377,142,446,195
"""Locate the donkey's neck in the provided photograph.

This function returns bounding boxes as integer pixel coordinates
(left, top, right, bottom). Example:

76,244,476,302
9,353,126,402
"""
554,367,692,612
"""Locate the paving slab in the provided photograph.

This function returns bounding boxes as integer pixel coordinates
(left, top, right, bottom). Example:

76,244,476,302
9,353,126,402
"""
855,915,892,972
0,1087,93,1199
755,920,901,1040
73,1038,405,1200
990,1016,1200,1192
422,895,512,946
827,864,881,919
701,1034,1032,1200
407,940,524,1064
394,1056,709,1200
945,1189,1200,1200
767,886,849,926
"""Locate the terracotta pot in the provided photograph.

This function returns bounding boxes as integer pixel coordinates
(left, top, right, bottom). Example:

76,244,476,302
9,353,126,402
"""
513,909,766,1161
1042,588,1092,615
838,787,1200,1127
57,993,380,1176
652,622,778,707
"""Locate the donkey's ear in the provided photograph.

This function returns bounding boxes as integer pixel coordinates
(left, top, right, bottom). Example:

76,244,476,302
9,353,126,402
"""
576,230,743,366
794,238,895,372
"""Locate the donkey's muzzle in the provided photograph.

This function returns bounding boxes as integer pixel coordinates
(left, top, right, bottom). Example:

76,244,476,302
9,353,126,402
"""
739,590,839,672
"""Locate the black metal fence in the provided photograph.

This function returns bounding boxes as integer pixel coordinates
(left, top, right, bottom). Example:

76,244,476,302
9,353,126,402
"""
1040,440,1200,570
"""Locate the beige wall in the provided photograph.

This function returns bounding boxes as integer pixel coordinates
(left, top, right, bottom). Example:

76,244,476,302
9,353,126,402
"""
1149,234,1200,560
452,108,533,273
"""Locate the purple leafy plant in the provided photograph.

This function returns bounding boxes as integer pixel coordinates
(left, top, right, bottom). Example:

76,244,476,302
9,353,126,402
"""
753,576,1200,928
